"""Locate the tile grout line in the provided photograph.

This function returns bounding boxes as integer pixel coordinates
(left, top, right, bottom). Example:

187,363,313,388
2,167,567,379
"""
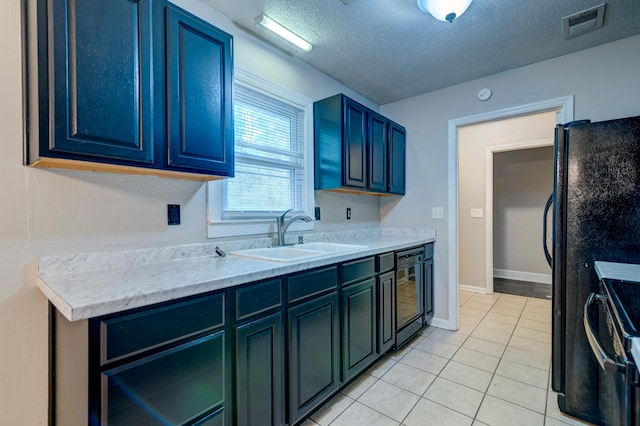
472,294,552,423
408,294,497,423
316,292,555,426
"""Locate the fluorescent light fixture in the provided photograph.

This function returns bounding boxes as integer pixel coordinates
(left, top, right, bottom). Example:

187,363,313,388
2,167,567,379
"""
417,0,473,23
257,14,313,52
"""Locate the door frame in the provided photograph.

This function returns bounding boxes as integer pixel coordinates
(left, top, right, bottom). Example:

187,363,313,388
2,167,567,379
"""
446,96,574,330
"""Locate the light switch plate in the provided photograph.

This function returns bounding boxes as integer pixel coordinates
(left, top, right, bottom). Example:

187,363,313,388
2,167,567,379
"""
432,207,445,219
470,208,484,218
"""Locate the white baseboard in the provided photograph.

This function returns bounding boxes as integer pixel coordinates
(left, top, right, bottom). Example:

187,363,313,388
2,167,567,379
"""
493,269,551,284
459,284,489,294
428,317,453,330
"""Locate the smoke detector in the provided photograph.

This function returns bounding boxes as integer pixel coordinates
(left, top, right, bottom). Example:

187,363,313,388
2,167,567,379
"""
562,3,606,38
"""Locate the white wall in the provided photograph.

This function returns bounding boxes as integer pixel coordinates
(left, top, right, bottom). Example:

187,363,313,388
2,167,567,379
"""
458,112,556,290
381,34,640,326
1,0,381,423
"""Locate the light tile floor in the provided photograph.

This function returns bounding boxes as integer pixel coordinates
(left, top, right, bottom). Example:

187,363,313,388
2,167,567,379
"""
301,290,594,426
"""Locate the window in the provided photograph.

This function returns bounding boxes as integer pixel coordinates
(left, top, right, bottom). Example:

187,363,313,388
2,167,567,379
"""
207,69,314,238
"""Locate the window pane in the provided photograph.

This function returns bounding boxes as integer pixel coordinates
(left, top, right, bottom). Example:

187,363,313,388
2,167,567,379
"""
223,164,303,216
222,83,305,218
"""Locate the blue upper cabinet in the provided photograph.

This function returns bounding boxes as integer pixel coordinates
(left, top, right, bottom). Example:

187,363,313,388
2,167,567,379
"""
165,5,233,175
314,94,405,195
45,0,155,164
388,122,406,195
30,0,234,180
368,111,389,193
343,98,368,190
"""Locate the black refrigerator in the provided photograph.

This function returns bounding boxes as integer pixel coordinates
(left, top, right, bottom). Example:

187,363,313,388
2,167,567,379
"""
545,116,640,424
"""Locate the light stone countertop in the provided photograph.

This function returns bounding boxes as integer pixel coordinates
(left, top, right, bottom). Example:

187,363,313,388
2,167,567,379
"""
37,228,435,322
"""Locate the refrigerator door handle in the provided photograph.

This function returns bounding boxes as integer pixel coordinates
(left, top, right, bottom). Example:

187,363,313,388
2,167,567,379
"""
583,292,625,374
543,193,553,267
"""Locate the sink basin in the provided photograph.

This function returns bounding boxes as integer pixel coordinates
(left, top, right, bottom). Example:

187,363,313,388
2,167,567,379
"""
296,242,368,253
230,243,368,263
230,247,323,262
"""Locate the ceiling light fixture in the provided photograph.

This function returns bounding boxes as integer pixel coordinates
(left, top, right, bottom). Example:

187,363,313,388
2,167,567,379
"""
417,0,473,23
257,14,313,52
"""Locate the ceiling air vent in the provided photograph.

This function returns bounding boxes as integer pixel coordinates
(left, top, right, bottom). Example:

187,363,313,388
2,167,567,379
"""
562,3,606,38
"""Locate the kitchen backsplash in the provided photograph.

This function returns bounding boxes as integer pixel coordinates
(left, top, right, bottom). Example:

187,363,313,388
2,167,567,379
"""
38,227,436,277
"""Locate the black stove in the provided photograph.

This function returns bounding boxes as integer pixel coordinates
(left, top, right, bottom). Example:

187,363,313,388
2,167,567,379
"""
584,279,640,425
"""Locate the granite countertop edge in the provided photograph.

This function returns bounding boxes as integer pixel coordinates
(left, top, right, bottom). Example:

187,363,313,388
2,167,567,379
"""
38,229,435,322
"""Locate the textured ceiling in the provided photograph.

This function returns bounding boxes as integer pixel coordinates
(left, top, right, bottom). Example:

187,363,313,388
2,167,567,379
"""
200,0,640,104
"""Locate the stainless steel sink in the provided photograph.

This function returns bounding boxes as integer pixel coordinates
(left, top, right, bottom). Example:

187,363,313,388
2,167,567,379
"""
230,243,368,263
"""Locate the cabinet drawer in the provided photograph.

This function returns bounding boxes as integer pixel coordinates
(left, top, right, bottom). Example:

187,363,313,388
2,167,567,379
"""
342,257,375,285
288,266,338,303
99,293,224,364
100,331,225,425
235,279,282,321
424,243,434,259
377,252,394,273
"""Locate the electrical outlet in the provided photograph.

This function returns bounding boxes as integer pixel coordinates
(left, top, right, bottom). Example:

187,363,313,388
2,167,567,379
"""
168,204,180,225
432,207,445,219
346,207,351,220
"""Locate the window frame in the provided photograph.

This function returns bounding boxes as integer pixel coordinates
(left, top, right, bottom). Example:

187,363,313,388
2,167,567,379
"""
206,69,315,239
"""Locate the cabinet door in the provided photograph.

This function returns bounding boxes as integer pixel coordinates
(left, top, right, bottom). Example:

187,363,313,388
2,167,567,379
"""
165,5,234,175
424,257,434,320
368,112,388,192
288,292,340,424
235,313,284,426
378,271,396,354
342,98,368,189
388,122,406,195
342,278,378,381
46,0,154,163
99,331,226,426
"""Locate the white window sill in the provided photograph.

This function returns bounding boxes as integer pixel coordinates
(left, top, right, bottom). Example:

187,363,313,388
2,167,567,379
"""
207,218,315,239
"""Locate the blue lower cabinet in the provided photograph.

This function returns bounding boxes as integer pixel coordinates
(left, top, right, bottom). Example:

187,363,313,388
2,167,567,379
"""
100,332,226,426
378,271,396,354
288,292,340,424
342,278,378,381
85,249,435,425
234,313,284,426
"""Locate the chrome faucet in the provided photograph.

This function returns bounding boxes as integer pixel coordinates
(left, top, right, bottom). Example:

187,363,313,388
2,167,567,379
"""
275,209,312,246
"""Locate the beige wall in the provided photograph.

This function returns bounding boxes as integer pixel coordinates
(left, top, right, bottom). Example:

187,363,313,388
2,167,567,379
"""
493,146,554,277
381,35,640,323
1,0,381,423
458,112,557,289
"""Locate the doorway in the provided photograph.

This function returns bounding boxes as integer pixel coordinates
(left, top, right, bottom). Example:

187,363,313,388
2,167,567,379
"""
492,146,554,300
446,96,574,330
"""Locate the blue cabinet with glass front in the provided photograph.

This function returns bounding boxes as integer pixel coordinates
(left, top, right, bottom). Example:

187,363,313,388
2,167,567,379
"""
313,93,406,195
27,0,233,181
